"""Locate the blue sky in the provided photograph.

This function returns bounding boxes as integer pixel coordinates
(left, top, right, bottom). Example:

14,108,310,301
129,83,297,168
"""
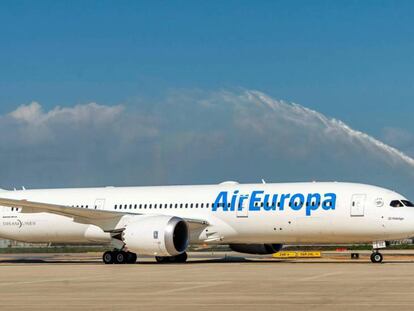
1,1,414,133
1,1,414,194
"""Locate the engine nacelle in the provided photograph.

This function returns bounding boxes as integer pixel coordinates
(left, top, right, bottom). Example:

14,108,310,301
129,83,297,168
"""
229,243,283,255
122,215,189,256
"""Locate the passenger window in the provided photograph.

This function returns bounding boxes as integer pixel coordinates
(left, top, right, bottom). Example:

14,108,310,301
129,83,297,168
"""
390,200,403,208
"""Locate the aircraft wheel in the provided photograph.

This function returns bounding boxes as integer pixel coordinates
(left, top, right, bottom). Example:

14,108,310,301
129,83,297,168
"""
370,252,383,263
127,252,137,264
155,256,167,263
155,253,187,264
115,251,128,264
155,256,175,263
175,252,188,263
103,251,114,264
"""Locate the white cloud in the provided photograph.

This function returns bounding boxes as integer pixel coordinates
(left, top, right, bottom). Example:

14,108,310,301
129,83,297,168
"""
9,102,44,124
10,101,124,126
1,89,414,198
382,127,414,149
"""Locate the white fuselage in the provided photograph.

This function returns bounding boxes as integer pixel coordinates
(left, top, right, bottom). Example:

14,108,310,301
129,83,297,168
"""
0,182,414,246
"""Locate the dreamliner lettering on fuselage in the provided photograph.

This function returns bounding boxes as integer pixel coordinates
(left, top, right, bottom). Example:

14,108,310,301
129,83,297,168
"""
213,191,336,216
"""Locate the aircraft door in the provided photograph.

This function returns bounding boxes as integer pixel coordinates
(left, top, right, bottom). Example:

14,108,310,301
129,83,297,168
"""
94,199,106,210
351,194,366,217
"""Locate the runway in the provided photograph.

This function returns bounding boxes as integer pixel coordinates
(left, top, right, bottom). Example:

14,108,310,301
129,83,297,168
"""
1,251,414,310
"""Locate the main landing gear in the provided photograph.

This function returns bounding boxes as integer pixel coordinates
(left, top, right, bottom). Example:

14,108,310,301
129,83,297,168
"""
102,251,188,264
155,252,188,264
103,250,137,264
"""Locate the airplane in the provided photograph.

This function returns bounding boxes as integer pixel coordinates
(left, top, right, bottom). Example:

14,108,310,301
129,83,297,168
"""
0,181,413,264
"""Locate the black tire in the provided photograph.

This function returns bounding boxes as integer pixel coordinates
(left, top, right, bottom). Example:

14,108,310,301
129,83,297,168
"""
175,252,188,263
155,256,166,263
115,251,127,264
370,252,383,263
155,253,188,264
127,252,137,264
103,251,114,264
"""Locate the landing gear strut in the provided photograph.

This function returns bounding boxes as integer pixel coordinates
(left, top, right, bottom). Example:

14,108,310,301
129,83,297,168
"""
103,250,137,264
155,252,188,264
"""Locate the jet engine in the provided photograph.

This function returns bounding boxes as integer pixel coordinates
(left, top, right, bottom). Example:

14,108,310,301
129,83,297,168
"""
122,215,189,256
229,243,283,255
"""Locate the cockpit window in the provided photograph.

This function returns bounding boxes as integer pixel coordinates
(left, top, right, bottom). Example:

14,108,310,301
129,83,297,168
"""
390,200,404,207
402,200,414,207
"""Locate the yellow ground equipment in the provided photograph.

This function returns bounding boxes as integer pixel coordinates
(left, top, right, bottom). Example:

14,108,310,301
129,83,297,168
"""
273,251,321,258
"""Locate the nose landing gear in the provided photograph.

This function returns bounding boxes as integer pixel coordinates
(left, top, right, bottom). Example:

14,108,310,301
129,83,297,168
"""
370,251,383,263
370,241,386,263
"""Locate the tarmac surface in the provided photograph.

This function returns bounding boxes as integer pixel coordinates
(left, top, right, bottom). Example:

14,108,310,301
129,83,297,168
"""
1,251,414,310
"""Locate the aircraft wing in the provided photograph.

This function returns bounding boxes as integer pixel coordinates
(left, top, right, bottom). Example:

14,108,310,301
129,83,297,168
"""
0,197,209,232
